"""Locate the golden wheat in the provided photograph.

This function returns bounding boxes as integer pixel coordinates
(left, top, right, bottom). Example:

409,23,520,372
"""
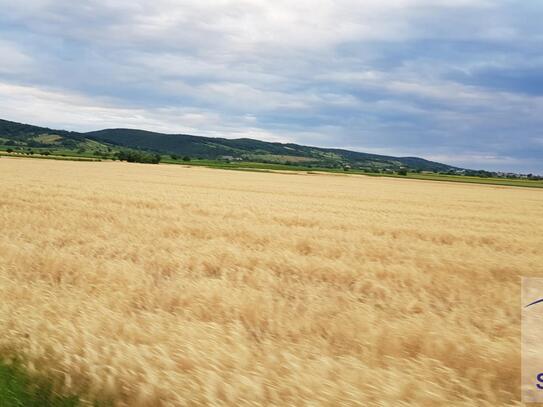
0,157,541,406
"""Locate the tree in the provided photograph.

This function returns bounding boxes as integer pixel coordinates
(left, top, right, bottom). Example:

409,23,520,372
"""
6,148,13,153
170,154,179,160
182,156,191,162
151,154,161,164
398,169,408,176
115,150,161,164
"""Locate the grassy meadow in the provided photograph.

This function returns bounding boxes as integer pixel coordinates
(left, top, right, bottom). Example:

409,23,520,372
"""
0,157,542,405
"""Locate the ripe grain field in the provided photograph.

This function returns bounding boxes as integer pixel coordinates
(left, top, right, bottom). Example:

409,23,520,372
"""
1,157,542,406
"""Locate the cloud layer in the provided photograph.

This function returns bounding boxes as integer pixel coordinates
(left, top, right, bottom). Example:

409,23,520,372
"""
0,0,542,172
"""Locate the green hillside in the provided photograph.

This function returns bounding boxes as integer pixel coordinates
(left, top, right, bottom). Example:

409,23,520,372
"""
85,128,459,172
0,118,457,172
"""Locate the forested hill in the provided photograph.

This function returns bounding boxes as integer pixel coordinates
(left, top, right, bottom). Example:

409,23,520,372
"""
0,118,458,172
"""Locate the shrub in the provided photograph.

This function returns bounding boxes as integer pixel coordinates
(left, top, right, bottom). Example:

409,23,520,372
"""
116,151,161,164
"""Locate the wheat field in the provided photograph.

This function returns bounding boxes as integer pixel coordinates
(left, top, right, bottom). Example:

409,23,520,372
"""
0,157,542,406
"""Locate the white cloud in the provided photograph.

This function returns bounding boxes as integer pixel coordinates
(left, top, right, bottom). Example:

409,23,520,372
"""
0,0,502,52
0,81,297,143
0,82,215,133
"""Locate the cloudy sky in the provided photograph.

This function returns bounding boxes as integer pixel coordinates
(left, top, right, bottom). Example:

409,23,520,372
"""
0,1,542,173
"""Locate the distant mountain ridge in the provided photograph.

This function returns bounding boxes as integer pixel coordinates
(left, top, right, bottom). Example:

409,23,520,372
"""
0,118,460,172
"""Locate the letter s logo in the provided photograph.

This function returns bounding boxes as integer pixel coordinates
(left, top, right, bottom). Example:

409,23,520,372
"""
537,373,543,389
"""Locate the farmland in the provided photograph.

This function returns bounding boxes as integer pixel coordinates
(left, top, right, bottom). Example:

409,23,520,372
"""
0,157,542,405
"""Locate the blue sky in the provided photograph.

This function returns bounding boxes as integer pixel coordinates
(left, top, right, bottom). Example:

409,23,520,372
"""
0,0,542,173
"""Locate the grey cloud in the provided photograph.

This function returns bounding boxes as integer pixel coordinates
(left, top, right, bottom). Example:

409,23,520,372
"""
0,0,541,172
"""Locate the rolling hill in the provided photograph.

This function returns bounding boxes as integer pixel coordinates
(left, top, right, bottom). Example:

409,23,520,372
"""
0,118,459,172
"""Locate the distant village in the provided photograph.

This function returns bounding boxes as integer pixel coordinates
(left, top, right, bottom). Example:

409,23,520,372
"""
215,155,542,180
